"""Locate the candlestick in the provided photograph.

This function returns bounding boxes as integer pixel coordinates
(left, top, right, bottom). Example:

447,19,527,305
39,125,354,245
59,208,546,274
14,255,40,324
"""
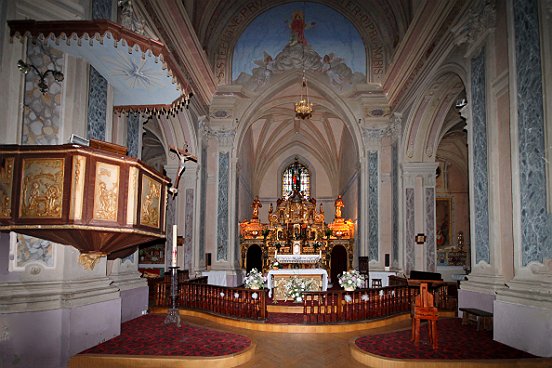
171,224,177,267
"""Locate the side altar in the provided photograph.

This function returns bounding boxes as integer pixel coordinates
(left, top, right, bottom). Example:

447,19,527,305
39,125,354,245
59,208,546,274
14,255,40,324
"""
239,185,355,294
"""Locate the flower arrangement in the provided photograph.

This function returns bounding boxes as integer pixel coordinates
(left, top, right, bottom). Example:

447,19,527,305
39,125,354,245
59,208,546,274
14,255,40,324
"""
338,269,366,291
271,260,281,269
244,268,266,289
284,276,315,303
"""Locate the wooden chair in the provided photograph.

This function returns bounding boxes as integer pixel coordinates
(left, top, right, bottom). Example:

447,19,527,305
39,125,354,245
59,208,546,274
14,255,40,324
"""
411,282,439,350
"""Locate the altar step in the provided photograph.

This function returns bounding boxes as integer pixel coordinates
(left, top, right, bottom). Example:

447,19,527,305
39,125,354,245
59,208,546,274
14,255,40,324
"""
267,303,304,314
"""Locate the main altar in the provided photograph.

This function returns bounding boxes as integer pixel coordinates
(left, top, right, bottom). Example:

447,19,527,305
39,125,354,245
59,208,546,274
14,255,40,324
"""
240,177,355,300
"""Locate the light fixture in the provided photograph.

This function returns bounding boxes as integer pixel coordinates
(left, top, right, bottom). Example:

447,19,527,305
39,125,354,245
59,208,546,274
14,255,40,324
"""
17,59,64,94
294,4,313,120
294,72,313,119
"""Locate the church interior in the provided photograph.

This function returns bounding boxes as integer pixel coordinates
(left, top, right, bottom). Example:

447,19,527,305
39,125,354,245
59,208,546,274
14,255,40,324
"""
0,0,551,367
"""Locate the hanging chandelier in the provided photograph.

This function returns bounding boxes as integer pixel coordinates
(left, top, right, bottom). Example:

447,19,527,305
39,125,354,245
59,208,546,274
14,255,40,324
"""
295,72,313,119
294,3,313,120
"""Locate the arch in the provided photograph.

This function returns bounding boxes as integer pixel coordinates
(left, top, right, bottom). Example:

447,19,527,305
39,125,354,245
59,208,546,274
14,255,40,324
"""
233,72,364,161
402,69,466,163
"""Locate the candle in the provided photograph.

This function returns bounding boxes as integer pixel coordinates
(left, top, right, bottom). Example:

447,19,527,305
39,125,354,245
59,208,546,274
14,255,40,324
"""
275,248,278,256
171,224,177,267
319,250,322,257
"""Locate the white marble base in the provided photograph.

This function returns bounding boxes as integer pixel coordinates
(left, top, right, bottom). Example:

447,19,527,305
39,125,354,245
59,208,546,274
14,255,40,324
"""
494,300,552,357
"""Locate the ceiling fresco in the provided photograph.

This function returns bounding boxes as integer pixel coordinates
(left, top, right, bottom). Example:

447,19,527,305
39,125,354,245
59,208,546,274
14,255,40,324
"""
232,2,366,92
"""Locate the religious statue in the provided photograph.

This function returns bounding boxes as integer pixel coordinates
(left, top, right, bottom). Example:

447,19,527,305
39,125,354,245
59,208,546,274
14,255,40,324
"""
251,196,262,219
335,195,344,219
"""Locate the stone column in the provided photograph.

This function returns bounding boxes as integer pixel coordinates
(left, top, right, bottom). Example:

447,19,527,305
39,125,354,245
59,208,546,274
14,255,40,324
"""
402,163,438,274
361,115,400,271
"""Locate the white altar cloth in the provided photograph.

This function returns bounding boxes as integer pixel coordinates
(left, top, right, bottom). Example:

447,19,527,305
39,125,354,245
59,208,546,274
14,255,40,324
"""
275,254,321,264
369,271,397,287
267,269,328,297
202,270,227,286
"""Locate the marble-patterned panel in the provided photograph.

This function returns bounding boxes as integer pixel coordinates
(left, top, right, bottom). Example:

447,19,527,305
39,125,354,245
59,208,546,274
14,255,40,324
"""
217,152,229,261
368,151,379,261
92,0,112,19
185,188,194,271
405,188,415,274
471,48,490,264
87,66,107,141
14,233,55,269
22,43,63,145
199,144,207,265
127,114,140,158
425,188,436,272
513,0,552,265
392,142,399,267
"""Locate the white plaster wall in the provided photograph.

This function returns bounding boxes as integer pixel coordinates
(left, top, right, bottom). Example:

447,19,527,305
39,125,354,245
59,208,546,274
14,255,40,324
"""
494,300,552,357
457,288,495,315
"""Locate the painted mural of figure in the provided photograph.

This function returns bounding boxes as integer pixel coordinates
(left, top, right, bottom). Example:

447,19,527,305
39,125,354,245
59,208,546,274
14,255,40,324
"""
253,52,274,86
322,53,344,86
335,194,344,219
287,10,315,46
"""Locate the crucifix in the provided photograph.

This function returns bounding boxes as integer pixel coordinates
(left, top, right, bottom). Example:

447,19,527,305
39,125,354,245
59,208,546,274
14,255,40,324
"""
168,145,198,197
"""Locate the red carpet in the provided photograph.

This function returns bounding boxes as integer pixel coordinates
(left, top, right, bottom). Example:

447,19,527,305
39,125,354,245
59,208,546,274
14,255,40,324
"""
80,314,251,357
355,318,537,360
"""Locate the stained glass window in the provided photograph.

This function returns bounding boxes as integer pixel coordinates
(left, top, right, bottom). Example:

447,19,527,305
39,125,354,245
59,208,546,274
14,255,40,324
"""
282,160,310,197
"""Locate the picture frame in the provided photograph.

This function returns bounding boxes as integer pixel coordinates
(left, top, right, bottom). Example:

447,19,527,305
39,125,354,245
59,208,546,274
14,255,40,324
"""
435,197,452,249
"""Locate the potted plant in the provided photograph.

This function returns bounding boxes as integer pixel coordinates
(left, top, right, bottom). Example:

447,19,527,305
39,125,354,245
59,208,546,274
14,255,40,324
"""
244,268,266,290
338,270,365,291
271,260,280,270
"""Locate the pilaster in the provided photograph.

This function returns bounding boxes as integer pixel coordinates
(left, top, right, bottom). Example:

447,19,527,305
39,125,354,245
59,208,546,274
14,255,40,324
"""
401,162,438,273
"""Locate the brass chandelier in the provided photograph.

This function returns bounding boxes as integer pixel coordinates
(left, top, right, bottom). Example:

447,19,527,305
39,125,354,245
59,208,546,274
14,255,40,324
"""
294,71,313,119
294,3,313,120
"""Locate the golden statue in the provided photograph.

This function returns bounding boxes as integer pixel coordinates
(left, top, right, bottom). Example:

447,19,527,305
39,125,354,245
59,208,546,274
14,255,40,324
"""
251,196,262,219
335,195,344,219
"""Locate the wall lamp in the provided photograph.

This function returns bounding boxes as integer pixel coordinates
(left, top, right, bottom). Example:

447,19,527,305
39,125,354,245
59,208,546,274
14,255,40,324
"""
17,59,64,94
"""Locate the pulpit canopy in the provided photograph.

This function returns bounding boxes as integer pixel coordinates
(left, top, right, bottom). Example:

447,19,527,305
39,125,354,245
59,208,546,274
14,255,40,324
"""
0,140,169,257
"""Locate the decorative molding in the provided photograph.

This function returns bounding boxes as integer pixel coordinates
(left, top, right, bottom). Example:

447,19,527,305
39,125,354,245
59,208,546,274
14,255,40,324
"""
78,252,106,270
362,127,384,148
451,0,497,57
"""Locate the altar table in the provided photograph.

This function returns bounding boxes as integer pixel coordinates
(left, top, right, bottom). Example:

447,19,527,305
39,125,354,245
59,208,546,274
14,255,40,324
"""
369,271,397,287
201,270,227,286
267,269,328,299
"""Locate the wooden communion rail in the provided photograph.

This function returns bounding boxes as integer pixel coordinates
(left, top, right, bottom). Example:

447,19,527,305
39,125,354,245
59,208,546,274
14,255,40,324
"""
149,277,450,324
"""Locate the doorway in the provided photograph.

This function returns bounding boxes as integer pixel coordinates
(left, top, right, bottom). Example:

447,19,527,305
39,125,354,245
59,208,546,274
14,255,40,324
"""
246,244,263,273
330,245,347,285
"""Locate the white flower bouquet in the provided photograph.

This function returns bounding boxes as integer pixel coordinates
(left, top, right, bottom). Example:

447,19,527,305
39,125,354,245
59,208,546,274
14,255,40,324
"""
244,268,266,289
338,270,366,291
284,276,315,303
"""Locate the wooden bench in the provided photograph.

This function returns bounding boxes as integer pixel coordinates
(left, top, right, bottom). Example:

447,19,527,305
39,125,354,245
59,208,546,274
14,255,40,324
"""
459,307,493,331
